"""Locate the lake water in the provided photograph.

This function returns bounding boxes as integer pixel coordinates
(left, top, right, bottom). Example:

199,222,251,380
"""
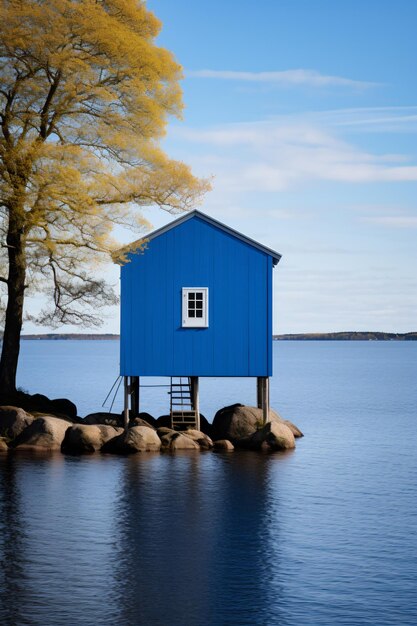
1,340,416,625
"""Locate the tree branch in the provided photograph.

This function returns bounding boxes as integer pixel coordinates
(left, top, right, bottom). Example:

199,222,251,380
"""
39,69,61,139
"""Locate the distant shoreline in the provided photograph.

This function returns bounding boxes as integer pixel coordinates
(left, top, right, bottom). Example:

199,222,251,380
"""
16,331,417,341
274,332,417,341
20,333,120,340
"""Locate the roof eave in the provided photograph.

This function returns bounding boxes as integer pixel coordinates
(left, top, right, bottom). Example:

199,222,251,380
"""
114,209,282,265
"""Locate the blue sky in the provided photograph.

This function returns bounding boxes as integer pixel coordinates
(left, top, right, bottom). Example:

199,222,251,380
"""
27,0,417,334
145,0,417,334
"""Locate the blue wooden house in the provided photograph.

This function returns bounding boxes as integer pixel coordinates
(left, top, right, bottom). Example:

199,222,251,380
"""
116,210,281,430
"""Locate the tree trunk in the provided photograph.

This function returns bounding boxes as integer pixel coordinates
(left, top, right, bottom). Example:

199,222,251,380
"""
0,213,26,395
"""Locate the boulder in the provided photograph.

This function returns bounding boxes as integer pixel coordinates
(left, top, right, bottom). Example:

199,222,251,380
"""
211,404,262,441
102,426,161,454
183,429,213,450
49,398,77,421
155,415,171,428
26,393,50,408
0,438,8,452
115,410,157,428
212,404,301,443
157,427,175,437
157,428,200,451
170,434,199,451
61,424,123,455
249,421,295,452
157,427,179,449
196,414,213,437
11,415,72,451
0,392,79,422
0,406,34,440
131,412,157,428
213,439,234,452
283,420,304,438
83,412,123,427
129,416,156,430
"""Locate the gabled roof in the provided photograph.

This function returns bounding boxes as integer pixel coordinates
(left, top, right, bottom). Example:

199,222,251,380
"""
114,209,282,266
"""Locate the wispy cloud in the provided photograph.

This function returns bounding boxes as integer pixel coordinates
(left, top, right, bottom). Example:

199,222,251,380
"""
275,266,417,332
186,68,375,89
174,119,417,191
362,215,417,228
309,106,417,133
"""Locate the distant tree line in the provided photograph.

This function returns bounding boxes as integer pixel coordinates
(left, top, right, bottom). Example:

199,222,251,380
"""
3,331,414,341
273,332,417,341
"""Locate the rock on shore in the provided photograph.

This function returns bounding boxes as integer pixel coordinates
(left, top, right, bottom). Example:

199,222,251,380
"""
0,402,302,455
213,439,234,452
102,425,161,454
83,412,123,427
180,429,213,450
212,404,302,445
61,424,123,455
0,391,78,422
157,427,205,451
10,415,72,451
0,406,34,440
249,421,295,451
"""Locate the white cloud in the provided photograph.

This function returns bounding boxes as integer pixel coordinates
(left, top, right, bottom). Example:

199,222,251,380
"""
173,119,417,191
186,69,374,89
362,215,417,228
274,266,417,333
309,106,417,133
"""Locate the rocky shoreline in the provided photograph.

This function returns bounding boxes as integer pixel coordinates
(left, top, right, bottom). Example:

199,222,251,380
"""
0,394,303,456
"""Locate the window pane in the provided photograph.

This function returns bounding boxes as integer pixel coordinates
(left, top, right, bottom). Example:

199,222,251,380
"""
182,288,208,327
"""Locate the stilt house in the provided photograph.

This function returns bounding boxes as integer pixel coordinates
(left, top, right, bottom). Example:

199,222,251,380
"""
116,210,281,430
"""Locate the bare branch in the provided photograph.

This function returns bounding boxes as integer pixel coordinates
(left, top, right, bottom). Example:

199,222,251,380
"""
39,70,61,139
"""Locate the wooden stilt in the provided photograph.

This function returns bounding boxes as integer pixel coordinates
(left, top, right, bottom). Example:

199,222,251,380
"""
258,376,270,425
263,377,270,424
123,376,129,431
191,376,200,431
131,376,140,417
195,377,200,432
256,377,262,409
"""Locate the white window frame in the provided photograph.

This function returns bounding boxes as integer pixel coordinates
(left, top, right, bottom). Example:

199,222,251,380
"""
182,287,209,328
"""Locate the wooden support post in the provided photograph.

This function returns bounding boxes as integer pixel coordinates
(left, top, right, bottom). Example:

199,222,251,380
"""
123,376,130,431
256,377,262,409
258,377,270,425
131,376,140,417
191,376,200,431
263,377,270,425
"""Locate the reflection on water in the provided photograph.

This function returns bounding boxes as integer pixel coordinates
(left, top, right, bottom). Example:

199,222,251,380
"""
0,453,125,626
1,443,416,626
114,452,289,626
0,452,292,626
1,342,417,625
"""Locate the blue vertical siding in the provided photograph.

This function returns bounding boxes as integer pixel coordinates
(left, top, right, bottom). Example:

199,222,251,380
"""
120,216,274,377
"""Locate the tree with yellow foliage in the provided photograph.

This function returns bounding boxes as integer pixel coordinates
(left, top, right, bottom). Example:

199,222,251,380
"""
0,0,209,394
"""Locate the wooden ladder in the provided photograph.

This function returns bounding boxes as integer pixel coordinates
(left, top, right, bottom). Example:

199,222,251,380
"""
170,377,198,429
